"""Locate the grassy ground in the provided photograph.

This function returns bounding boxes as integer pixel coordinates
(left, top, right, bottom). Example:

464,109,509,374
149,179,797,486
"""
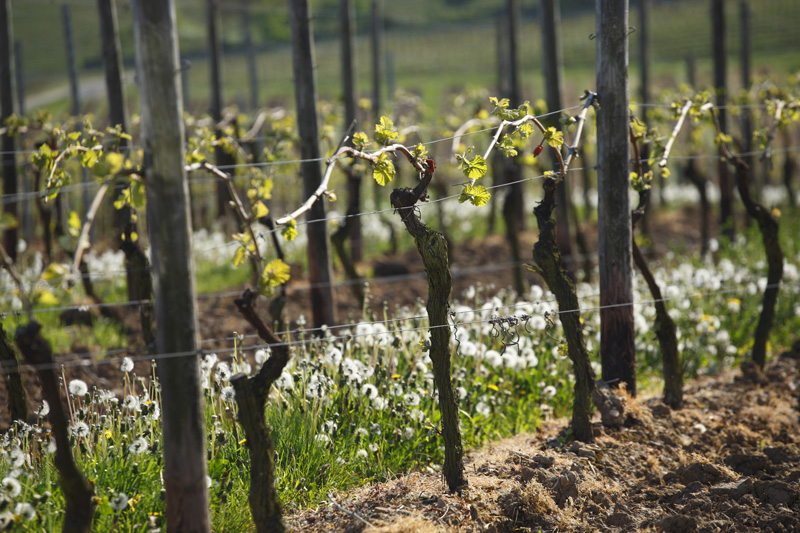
12,0,800,119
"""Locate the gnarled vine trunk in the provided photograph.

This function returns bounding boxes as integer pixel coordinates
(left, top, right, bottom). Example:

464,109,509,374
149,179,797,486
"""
532,176,595,442
16,322,95,532
390,172,466,492
231,289,289,533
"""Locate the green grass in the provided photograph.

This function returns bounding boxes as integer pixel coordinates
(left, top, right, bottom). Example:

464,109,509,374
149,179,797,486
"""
1,205,799,529
14,0,800,121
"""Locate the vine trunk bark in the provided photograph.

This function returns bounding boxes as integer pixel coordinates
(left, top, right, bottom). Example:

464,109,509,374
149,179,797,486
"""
532,176,595,442
16,322,95,532
230,288,289,533
390,173,466,492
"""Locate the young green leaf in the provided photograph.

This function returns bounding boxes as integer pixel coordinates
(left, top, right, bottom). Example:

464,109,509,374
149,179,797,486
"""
282,219,298,241
250,201,269,220
372,153,396,186
352,131,370,150
80,148,100,169
67,210,82,238
544,127,564,148
259,259,291,296
497,135,518,157
412,143,429,161
456,153,487,179
42,263,68,282
458,184,491,207
374,116,399,145
232,247,247,268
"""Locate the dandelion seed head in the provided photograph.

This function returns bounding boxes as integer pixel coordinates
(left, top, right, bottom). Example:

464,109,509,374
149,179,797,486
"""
275,371,294,390
356,449,368,459
14,503,35,521
110,492,129,511
221,386,235,403
129,437,149,455
123,395,139,411
1,477,21,498
71,422,90,438
68,379,88,397
120,357,134,373
361,383,378,399
475,401,490,417
403,391,421,407
36,400,49,417
214,362,231,383
254,349,268,366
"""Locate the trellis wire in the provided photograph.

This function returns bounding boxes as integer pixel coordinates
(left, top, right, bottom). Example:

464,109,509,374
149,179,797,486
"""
2,278,791,375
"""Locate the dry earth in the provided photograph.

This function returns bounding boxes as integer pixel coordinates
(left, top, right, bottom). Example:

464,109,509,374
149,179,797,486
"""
288,349,800,533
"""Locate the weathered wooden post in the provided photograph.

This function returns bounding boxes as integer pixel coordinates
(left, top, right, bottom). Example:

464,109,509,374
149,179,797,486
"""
132,1,211,531
339,0,362,263
739,1,755,188
0,0,18,261
712,0,734,239
207,0,235,225
288,0,337,328
241,3,259,111
370,0,382,121
596,0,636,395
541,0,573,262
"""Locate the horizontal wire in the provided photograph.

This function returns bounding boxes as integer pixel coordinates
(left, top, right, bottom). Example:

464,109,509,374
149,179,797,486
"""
5,101,790,204
5,276,791,375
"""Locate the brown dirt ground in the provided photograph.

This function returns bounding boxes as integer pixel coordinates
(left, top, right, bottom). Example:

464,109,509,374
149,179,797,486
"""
287,351,800,533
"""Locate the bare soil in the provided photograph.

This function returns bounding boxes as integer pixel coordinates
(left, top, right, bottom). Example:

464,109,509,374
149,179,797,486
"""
288,351,800,533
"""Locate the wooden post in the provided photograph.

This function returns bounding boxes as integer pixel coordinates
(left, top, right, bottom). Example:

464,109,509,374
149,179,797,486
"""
712,0,734,239
132,1,211,531
241,4,259,111
739,1,755,187
288,0,337,328
370,0,382,121
98,0,127,132
541,0,572,261
61,4,81,116
505,0,524,230
339,0,362,262
638,0,657,212
97,0,133,252
0,0,17,262
207,0,234,224
596,0,636,395
13,39,22,115
506,0,521,107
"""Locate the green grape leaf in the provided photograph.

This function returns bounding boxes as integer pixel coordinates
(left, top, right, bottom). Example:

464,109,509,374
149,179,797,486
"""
352,131,370,150
458,184,491,207
412,143,429,160
374,116,398,145
42,263,69,282
544,127,564,148
372,153,395,186
282,219,298,241
517,122,533,139
457,153,487,179
259,258,291,296
106,152,125,175
498,135,518,157
67,210,82,238
250,201,269,220
80,148,101,169
232,247,247,268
